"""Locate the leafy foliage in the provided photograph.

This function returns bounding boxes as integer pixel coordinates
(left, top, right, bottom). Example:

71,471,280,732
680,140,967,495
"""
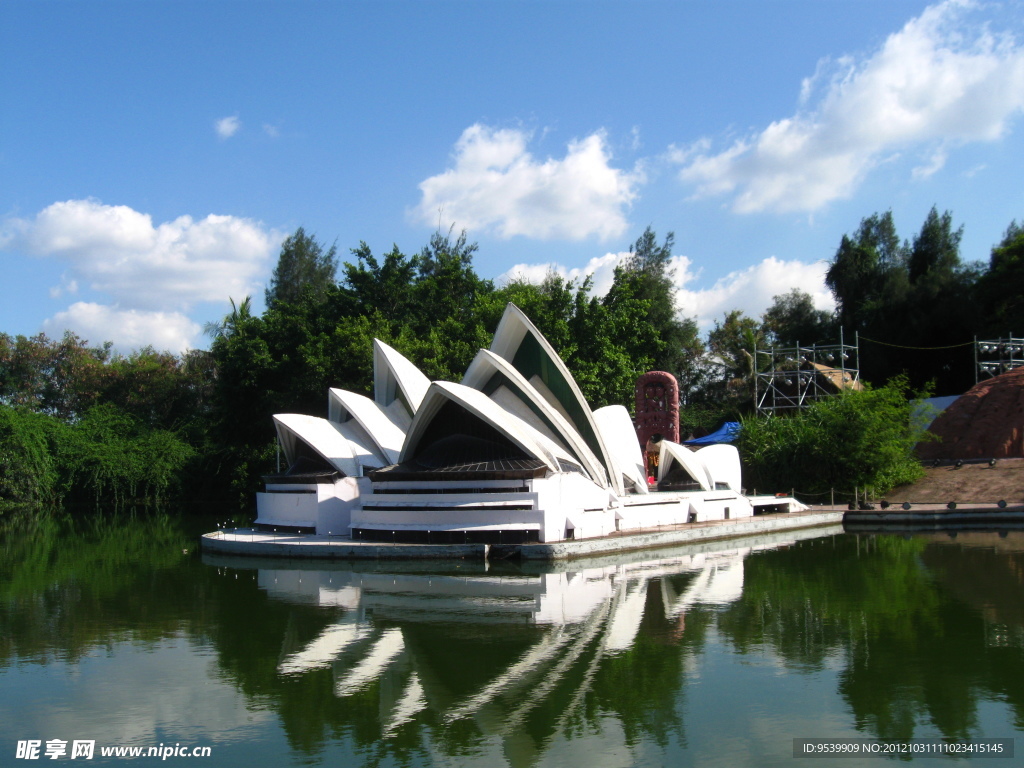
762,289,836,347
54,404,195,507
0,406,59,510
265,227,339,309
0,331,111,419
824,208,983,395
8,208,1024,513
706,309,765,407
737,377,928,497
0,403,194,510
976,221,1024,335
0,332,215,433
604,227,705,403
203,296,253,341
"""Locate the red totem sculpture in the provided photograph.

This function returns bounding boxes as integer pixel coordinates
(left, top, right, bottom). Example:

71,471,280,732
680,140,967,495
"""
634,371,680,477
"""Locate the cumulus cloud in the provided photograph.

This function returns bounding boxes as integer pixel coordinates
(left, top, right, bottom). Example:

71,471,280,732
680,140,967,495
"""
42,303,201,355
3,199,281,352
672,256,834,331
498,251,834,334
9,199,279,311
415,124,643,240
676,0,1024,213
498,252,625,296
215,115,241,138
48,274,78,299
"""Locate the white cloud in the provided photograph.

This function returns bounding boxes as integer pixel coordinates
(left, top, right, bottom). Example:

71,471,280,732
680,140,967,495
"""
676,0,1024,213
498,251,625,296
415,124,643,240
912,146,949,179
9,199,280,311
2,198,281,352
498,252,834,335
42,303,201,354
48,274,78,299
215,115,241,138
672,256,835,331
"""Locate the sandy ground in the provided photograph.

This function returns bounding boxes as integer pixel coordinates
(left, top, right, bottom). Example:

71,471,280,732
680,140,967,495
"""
882,457,1024,504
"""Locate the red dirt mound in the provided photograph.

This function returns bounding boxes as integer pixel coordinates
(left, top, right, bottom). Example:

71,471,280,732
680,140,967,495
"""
917,366,1024,460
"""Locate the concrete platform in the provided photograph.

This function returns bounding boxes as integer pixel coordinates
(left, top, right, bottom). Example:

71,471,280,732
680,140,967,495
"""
843,501,1024,532
200,509,843,561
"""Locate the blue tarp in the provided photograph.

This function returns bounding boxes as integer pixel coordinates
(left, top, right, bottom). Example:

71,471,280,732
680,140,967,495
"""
683,421,741,445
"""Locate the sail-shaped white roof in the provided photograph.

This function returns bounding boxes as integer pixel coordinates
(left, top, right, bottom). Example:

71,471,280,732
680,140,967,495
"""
400,381,576,473
273,414,362,477
487,304,621,493
593,405,649,494
656,440,713,491
695,443,742,492
328,388,406,467
333,418,389,474
462,349,608,486
373,339,430,417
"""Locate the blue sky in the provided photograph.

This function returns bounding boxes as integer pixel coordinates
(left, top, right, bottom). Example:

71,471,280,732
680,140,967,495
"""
3,0,1024,353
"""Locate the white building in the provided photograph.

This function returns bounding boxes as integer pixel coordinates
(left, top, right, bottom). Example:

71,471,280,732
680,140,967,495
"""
255,304,800,544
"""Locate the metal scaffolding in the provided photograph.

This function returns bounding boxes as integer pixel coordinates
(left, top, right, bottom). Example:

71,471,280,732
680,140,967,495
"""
975,335,1024,381
754,331,860,414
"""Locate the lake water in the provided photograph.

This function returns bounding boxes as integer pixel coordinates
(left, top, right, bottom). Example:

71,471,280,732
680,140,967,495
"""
1,512,1022,767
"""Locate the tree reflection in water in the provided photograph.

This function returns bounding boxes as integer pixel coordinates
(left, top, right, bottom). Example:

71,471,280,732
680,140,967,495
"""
716,532,1024,743
2,513,1024,766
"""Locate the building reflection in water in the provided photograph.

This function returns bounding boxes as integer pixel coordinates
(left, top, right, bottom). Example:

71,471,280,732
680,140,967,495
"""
210,526,840,748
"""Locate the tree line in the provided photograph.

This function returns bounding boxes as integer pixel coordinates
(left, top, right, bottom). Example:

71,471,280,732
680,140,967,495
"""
1,208,1021,511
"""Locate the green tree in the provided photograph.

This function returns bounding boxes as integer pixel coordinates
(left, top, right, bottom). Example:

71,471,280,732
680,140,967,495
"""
761,289,837,347
824,211,907,335
53,404,195,507
265,228,339,309
707,310,766,407
0,406,59,509
908,206,962,285
737,376,927,497
339,243,418,333
573,287,654,409
898,208,980,394
482,272,575,351
412,227,492,333
203,296,253,340
336,228,494,381
976,220,1024,335
0,332,111,419
603,227,704,402
824,209,983,394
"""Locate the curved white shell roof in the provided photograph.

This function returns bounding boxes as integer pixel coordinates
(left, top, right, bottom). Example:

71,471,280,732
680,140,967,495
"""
462,349,608,486
328,388,406,466
400,381,575,472
656,440,713,491
373,339,430,415
488,304,620,493
333,418,389,473
274,414,361,477
593,405,649,494
695,443,742,492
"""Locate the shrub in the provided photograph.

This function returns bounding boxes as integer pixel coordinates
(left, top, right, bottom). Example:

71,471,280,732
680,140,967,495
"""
51,404,195,508
0,406,60,510
737,377,927,498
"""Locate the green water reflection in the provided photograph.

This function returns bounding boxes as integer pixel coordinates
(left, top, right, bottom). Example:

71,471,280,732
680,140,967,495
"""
1,514,1022,766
